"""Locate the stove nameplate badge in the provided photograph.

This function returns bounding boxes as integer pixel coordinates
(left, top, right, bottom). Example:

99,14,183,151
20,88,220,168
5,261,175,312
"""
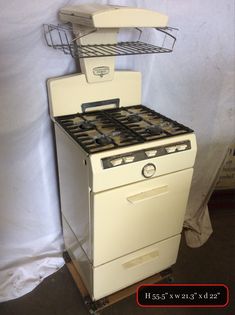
93,66,110,77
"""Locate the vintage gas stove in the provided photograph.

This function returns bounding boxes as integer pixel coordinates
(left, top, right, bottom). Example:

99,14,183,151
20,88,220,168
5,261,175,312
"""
46,4,197,301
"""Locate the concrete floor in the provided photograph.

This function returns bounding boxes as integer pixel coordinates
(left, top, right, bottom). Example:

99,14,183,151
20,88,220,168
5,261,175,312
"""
0,190,234,315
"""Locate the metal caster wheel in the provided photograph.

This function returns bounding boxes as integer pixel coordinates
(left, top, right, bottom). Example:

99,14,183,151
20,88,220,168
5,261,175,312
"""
87,308,101,315
167,276,174,283
63,251,72,263
84,297,102,315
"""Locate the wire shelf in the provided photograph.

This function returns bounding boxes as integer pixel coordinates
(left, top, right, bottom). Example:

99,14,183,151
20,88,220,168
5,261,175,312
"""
43,24,177,59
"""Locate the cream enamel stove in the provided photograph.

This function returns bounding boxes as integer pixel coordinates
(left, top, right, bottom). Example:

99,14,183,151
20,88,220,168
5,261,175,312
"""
46,3,197,301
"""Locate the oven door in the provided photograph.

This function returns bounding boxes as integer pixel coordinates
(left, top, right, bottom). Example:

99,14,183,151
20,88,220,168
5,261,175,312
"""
91,168,193,266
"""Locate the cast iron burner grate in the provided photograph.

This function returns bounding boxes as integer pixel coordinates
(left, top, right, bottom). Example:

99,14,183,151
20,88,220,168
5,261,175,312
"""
55,105,193,154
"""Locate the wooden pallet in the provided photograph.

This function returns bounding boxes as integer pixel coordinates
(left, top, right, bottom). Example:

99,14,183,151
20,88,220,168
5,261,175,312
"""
64,252,173,314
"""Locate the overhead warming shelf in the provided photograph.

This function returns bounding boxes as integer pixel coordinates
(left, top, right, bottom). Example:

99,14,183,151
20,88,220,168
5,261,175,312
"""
43,24,177,59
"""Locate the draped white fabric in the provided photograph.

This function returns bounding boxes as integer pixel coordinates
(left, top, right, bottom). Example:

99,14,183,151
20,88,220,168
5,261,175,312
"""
0,0,234,302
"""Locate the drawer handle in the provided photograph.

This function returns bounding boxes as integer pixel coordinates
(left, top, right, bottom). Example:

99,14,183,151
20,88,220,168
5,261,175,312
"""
127,185,168,204
122,250,159,269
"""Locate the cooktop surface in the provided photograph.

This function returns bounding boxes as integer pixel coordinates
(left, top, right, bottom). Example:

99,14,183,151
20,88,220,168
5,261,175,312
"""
55,105,193,154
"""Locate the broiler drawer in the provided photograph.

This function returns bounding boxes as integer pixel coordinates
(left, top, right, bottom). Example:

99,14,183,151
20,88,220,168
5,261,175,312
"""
92,234,180,300
91,168,193,266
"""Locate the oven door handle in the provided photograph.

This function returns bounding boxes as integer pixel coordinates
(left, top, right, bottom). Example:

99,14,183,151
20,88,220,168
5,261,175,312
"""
127,185,168,204
81,98,120,112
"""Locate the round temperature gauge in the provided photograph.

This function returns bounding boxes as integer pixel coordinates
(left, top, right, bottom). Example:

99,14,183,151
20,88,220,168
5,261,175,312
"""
142,163,156,178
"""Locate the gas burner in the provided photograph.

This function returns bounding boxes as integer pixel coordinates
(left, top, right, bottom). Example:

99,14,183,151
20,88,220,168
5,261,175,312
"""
96,135,112,146
146,125,162,135
79,121,95,130
111,130,121,136
127,114,142,123
160,121,172,128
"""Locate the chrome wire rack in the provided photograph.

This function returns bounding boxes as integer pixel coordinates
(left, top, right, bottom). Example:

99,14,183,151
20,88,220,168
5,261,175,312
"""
43,24,177,59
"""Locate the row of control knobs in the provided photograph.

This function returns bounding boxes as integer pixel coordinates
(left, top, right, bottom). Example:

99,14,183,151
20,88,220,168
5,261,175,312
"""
165,144,187,153
110,144,188,167
111,156,135,166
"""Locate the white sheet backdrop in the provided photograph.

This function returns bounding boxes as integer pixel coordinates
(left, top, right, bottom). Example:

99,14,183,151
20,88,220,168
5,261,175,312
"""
0,0,234,302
